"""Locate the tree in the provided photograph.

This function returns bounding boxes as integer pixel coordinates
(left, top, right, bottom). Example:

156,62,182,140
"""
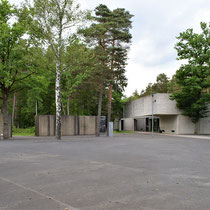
170,22,210,134
31,0,85,139
13,46,55,128
104,6,133,136
167,75,180,93
152,73,169,93
81,4,133,136
140,73,170,97
0,0,35,139
61,37,96,115
124,89,140,102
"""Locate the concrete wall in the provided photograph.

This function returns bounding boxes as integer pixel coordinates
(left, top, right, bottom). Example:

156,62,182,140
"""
199,117,210,134
160,115,178,134
62,116,76,135
0,114,12,138
177,115,195,134
198,106,210,134
79,116,96,135
154,94,180,115
124,93,180,118
36,115,55,136
36,115,97,136
122,118,134,131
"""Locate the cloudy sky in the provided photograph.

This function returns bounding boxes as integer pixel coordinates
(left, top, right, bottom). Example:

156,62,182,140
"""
9,0,210,96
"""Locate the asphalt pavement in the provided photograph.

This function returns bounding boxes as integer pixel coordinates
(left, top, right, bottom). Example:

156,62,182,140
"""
0,133,210,210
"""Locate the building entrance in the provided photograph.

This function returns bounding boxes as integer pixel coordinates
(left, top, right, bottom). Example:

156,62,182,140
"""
146,117,160,132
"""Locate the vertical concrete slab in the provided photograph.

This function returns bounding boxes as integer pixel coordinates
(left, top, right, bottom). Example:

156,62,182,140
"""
38,115,49,136
199,117,210,134
85,116,96,135
198,107,210,134
177,115,194,134
61,116,75,136
49,115,55,136
123,118,134,131
78,116,96,135
79,116,85,135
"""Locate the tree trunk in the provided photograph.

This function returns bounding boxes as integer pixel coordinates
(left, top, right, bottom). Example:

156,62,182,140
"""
35,100,38,116
107,40,115,136
12,93,16,125
194,121,199,135
67,96,70,115
2,89,10,139
55,55,62,140
107,84,112,136
96,88,103,137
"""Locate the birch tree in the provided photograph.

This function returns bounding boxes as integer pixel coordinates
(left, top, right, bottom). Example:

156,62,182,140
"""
31,0,85,139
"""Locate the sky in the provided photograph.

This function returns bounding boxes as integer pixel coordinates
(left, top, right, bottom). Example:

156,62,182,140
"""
9,0,210,96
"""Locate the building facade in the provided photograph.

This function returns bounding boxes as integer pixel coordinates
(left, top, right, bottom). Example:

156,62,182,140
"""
120,93,210,134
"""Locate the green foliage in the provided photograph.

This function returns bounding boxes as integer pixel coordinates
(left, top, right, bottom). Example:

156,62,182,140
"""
111,91,124,119
140,73,170,97
170,22,210,123
1,1,132,129
167,75,180,93
80,4,133,127
124,89,140,102
0,0,35,90
125,73,170,103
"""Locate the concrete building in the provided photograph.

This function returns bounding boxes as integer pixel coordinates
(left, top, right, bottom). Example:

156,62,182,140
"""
120,93,210,135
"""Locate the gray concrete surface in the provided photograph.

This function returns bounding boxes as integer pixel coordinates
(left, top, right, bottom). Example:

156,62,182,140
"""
0,134,210,210
122,94,210,135
36,115,97,136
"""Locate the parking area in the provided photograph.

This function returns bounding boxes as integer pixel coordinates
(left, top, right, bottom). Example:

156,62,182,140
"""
0,133,210,210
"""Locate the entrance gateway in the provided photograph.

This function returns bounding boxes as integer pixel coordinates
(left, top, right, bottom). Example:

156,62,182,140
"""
127,116,160,132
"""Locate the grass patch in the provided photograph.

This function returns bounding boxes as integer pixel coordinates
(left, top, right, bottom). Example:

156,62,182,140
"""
12,127,35,136
114,130,135,134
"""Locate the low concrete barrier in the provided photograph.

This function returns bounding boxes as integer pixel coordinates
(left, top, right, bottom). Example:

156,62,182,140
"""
35,115,97,136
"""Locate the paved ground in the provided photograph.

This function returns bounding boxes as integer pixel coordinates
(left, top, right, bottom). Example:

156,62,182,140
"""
0,133,210,210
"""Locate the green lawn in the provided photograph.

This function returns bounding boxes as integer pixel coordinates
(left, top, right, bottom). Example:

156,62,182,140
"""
114,130,135,134
12,127,35,136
